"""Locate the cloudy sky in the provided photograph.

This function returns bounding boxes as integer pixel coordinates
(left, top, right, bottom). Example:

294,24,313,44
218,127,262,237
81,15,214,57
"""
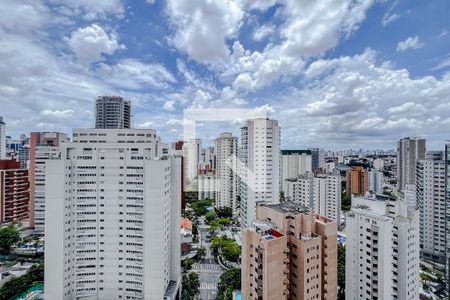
1,0,449,150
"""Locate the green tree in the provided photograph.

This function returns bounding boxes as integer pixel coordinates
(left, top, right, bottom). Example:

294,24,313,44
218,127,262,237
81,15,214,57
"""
182,272,200,299
0,263,43,300
337,245,345,299
341,194,351,212
0,224,20,255
215,207,232,218
205,211,218,223
216,268,241,299
183,258,194,270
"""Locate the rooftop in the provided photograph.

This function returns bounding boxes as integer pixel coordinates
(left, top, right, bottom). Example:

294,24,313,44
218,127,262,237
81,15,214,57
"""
281,149,311,155
260,201,311,215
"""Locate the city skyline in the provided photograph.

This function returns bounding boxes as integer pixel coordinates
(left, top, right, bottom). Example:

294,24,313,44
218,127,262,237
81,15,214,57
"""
1,1,450,149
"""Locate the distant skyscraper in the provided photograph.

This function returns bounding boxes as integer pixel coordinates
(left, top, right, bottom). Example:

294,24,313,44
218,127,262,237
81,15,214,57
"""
346,194,420,300
45,128,181,300
397,137,426,192
199,146,215,171
417,151,446,265
214,133,238,213
29,132,68,230
345,166,369,195
182,138,201,185
241,202,337,300
95,96,131,129
0,160,29,224
368,169,384,194
310,148,325,172
284,172,341,222
240,118,280,228
281,150,312,192
0,117,5,159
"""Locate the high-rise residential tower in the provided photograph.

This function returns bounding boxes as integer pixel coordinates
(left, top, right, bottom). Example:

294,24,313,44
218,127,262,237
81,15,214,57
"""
310,148,325,172
284,172,341,222
368,169,384,194
0,117,5,159
241,202,337,300
240,118,280,228
214,133,238,213
0,160,29,224
29,132,68,230
95,96,132,129
397,137,426,192
44,128,181,300
444,143,450,292
416,151,446,265
281,150,312,192
182,138,202,186
346,194,420,300
345,166,369,195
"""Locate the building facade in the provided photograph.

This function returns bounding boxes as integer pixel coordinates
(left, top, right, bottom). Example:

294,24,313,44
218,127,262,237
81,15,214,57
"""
240,118,280,228
281,150,312,192
29,132,68,230
310,148,325,172
0,117,5,159
397,137,426,192
0,160,29,224
284,173,341,222
345,194,420,300
214,133,238,213
416,152,446,265
198,171,217,200
182,139,201,186
95,96,132,129
368,169,384,194
345,166,369,195
241,202,337,300
44,129,181,300
445,143,450,292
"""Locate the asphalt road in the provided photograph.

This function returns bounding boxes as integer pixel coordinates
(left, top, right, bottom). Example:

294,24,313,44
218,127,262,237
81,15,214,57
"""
194,219,225,300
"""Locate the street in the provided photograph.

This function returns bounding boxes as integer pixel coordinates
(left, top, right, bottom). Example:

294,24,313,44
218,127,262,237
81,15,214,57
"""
193,218,225,300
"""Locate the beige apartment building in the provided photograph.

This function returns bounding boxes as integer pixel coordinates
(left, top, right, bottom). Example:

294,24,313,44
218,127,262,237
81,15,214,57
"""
242,202,337,300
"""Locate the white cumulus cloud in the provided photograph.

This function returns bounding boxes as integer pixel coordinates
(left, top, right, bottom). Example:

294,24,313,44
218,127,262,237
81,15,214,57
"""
396,36,424,52
66,24,124,64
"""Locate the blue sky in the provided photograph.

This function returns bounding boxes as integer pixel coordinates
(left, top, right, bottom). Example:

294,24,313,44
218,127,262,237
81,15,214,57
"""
1,0,449,150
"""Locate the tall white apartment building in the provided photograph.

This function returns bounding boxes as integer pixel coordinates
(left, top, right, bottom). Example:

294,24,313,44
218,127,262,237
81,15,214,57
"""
373,158,384,170
44,128,181,300
198,171,217,200
284,172,341,222
397,137,426,192
199,146,215,171
0,117,5,159
29,132,69,230
445,143,450,292
214,133,238,213
182,139,201,185
240,118,280,228
280,150,312,192
95,96,132,129
325,161,336,173
368,169,384,194
416,151,446,265
346,194,420,300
